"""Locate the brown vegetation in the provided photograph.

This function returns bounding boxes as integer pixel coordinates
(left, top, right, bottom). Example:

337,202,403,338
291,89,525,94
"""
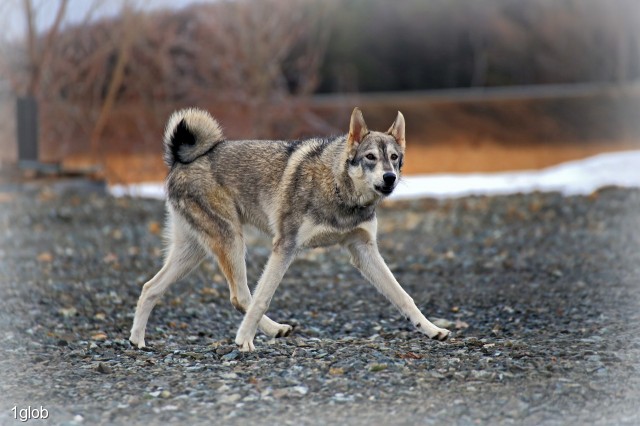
2,0,332,171
58,86,640,183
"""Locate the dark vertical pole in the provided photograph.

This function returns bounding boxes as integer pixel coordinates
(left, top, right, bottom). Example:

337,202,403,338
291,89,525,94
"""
17,96,39,166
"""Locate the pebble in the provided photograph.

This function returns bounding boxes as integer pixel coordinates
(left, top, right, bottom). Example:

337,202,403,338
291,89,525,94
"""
219,393,242,404
96,363,113,374
222,350,240,361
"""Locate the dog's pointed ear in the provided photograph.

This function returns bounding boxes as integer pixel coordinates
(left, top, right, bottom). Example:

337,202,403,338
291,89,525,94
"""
348,107,368,153
387,111,406,151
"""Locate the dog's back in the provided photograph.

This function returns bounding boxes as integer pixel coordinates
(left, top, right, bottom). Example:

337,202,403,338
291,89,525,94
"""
164,109,351,235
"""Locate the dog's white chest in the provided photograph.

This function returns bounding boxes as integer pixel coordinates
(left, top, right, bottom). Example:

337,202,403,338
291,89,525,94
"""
294,216,378,249
296,217,349,248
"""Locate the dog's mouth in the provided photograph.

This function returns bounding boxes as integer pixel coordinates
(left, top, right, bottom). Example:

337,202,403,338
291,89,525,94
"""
375,185,394,195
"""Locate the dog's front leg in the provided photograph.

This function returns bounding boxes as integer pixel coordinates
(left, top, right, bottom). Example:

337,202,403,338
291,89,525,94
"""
347,239,450,341
235,244,296,351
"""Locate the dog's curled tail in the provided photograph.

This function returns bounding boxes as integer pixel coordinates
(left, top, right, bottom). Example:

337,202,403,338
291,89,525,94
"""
163,108,224,167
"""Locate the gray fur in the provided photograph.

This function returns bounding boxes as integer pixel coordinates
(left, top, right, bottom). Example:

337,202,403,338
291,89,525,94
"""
130,107,450,352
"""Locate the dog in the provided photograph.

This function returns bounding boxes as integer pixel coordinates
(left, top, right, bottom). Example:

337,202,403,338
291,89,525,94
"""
129,107,450,351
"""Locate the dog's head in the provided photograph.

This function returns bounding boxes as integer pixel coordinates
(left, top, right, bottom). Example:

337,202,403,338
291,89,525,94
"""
346,107,405,202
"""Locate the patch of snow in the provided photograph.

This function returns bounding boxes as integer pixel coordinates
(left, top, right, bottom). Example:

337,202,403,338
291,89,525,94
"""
109,182,166,199
391,150,640,200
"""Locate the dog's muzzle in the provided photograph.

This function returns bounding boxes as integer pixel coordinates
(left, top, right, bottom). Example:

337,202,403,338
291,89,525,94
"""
376,173,396,195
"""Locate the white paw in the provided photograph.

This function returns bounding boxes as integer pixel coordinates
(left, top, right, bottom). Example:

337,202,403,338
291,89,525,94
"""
259,317,294,338
417,322,450,341
264,323,293,338
129,329,146,349
275,324,293,338
430,327,451,341
236,338,255,352
235,326,257,352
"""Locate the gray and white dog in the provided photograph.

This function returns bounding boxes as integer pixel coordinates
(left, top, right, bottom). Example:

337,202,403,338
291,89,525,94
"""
129,107,450,351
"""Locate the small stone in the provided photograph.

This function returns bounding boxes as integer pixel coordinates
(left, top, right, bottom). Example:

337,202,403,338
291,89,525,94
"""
91,332,108,341
201,287,220,297
160,405,178,411
464,337,483,348
429,371,446,379
272,388,289,399
216,346,233,355
59,307,77,317
211,384,229,394
369,363,387,372
219,393,241,404
455,320,470,329
332,393,354,403
37,252,53,262
432,318,455,329
96,363,112,374
329,367,345,375
221,372,238,380
292,385,308,396
160,390,171,399
222,350,240,361
397,351,422,360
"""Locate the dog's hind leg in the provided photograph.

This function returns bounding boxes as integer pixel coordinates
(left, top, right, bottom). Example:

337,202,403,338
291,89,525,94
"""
129,226,206,349
203,232,293,339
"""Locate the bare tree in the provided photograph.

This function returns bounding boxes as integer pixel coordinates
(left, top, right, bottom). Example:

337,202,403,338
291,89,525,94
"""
89,4,137,159
23,0,69,97
3,0,334,177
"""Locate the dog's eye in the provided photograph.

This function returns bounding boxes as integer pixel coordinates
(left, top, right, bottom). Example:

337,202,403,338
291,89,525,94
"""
390,154,398,161
366,154,376,161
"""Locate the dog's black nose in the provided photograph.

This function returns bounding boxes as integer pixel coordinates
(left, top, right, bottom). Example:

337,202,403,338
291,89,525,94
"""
383,172,396,185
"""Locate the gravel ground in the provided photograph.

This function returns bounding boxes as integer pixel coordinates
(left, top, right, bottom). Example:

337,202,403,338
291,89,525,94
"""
1,184,639,425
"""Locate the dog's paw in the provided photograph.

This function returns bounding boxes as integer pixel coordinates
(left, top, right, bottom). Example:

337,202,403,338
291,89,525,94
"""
416,322,450,342
260,318,294,338
129,330,146,349
274,324,293,338
430,328,450,341
236,337,256,352
235,326,257,352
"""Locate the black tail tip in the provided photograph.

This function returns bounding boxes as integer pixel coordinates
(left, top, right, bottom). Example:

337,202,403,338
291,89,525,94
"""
166,119,196,166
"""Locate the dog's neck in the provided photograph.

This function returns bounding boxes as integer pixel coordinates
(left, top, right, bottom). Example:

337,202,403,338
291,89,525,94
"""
334,184,373,210
333,159,381,211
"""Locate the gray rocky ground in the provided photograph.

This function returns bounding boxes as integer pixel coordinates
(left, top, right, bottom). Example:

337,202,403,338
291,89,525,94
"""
0,185,639,425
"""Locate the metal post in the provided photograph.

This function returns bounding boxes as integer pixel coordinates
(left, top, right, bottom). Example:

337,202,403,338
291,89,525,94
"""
15,96,58,173
16,96,39,168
